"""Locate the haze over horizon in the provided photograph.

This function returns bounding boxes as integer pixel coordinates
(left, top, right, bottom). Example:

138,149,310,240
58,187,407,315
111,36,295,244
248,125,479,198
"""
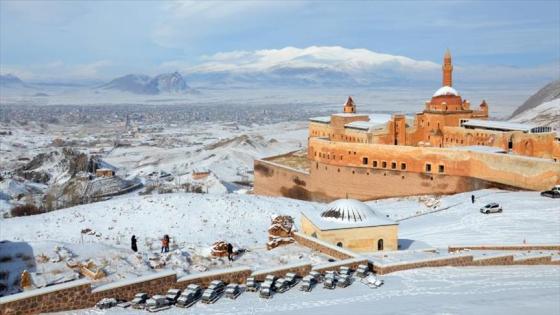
1,0,559,87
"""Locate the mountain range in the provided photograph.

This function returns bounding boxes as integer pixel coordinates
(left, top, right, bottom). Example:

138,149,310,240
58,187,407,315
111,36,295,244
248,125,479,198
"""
98,72,192,94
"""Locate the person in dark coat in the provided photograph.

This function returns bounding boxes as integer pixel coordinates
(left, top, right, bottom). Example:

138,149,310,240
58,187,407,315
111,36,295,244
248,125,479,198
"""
161,234,170,253
131,235,138,252
471,195,475,204
227,243,234,262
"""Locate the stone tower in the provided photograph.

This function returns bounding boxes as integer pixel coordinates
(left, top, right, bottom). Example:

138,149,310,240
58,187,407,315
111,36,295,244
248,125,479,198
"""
443,49,453,87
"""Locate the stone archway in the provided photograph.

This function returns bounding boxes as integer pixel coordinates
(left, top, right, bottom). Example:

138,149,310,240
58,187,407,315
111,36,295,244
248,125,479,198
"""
377,239,384,251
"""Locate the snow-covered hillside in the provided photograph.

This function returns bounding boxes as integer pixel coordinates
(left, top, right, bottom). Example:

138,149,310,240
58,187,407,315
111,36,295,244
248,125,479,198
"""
510,98,560,129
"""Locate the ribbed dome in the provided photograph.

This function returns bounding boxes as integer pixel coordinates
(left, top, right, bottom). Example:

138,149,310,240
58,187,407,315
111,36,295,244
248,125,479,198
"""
320,199,378,223
433,86,459,97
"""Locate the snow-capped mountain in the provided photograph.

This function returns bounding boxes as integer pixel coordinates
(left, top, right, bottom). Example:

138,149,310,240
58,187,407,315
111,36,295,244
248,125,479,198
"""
99,71,191,94
183,46,441,87
510,80,560,129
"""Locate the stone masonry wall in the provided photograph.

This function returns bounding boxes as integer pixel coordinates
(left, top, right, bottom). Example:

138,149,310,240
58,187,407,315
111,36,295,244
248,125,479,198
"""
448,244,560,252
251,262,312,281
176,267,252,289
293,232,357,259
312,258,369,273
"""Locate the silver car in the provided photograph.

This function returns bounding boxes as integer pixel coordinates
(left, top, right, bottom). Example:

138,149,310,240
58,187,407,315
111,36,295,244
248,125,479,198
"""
480,202,502,214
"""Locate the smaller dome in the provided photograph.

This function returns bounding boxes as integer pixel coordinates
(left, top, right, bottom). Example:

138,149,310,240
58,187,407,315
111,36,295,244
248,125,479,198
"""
433,86,459,97
320,199,376,223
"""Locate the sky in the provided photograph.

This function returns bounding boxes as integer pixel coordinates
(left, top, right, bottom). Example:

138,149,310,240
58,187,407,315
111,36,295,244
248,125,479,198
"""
0,0,559,82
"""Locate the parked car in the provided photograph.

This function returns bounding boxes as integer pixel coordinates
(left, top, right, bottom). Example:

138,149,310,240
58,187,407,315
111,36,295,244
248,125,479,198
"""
541,185,560,198
300,275,317,292
355,264,370,278
225,283,242,299
336,274,352,288
259,286,273,299
274,278,291,293
339,266,351,276
176,284,202,308
208,280,225,294
264,274,278,287
146,295,170,312
201,288,221,304
245,277,259,292
165,289,181,304
285,272,298,286
323,273,337,289
96,298,117,310
131,293,149,309
480,202,503,214
309,271,322,283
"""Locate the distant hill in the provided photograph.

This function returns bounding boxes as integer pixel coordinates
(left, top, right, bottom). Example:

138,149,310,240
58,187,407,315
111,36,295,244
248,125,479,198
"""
0,74,27,88
510,80,560,129
510,80,560,118
99,72,191,95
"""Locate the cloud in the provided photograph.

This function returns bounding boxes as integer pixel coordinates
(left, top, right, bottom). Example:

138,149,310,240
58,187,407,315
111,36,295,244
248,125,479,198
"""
150,1,306,49
0,60,112,81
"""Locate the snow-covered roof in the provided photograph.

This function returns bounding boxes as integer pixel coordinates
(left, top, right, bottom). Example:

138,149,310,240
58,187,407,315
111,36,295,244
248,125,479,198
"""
447,145,507,154
461,119,537,132
302,199,397,230
433,86,459,97
345,121,385,131
309,116,331,123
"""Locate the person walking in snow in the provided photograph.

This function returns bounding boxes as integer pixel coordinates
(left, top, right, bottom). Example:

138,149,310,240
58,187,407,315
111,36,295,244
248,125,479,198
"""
471,195,475,204
161,234,170,253
131,235,138,252
227,243,234,262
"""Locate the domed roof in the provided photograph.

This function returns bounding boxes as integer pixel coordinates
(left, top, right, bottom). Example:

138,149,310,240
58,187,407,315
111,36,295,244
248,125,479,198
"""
320,199,379,223
433,86,459,97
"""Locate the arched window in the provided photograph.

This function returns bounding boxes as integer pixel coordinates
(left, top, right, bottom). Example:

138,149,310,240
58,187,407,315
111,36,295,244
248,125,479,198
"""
377,239,384,251
311,232,317,238
336,242,343,247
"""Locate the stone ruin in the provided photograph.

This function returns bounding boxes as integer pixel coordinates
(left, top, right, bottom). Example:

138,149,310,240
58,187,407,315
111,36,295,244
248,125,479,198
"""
210,241,229,257
267,215,295,250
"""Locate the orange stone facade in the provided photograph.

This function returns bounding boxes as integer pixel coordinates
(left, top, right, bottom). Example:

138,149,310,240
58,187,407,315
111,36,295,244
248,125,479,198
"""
254,50,560,202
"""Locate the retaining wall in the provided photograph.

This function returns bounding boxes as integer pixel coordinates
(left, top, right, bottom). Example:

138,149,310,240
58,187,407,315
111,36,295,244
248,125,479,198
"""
293,232,358,259
448,244,560,252
176,267,252,289
312,257,369,273
251,262,312,281
371,255,475,275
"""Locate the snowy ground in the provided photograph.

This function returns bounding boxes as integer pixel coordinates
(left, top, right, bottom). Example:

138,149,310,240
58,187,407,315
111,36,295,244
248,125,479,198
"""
60,265,560,315
1,189,559,297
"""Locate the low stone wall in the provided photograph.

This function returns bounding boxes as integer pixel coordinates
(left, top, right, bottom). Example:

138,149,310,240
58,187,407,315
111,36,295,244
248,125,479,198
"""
176,267,252,288
251,262,312,281
448,244,560,252
470,254,514,266
312,258,369,273
512,255,553,265
0,279,92,315
372,255,474,275
293,232,358,259
89,270,177,303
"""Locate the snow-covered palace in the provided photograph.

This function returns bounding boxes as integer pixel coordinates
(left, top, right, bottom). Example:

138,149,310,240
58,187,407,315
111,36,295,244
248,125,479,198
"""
254,50,560,202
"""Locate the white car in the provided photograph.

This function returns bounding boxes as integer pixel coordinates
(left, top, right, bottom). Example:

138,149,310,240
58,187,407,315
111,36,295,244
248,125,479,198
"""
480,202,502,214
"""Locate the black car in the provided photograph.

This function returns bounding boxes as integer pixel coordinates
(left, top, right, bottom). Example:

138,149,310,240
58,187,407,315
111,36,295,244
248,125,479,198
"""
541,186,560,198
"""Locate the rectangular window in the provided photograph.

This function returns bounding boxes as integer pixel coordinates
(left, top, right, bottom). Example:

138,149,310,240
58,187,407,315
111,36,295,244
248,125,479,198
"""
439,165,445,173
425,163,432,172
401,163,407,170
362,157,368,165
382,161,387,168
391,162,396,169
373,161,378,168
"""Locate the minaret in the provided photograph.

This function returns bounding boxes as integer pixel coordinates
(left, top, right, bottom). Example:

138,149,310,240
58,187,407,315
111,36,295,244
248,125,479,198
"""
343,96,356,113
442,49,453,87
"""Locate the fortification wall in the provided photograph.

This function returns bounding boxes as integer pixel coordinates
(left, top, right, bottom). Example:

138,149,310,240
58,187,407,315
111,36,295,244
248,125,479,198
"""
309,138,559,191
292,232,358,259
